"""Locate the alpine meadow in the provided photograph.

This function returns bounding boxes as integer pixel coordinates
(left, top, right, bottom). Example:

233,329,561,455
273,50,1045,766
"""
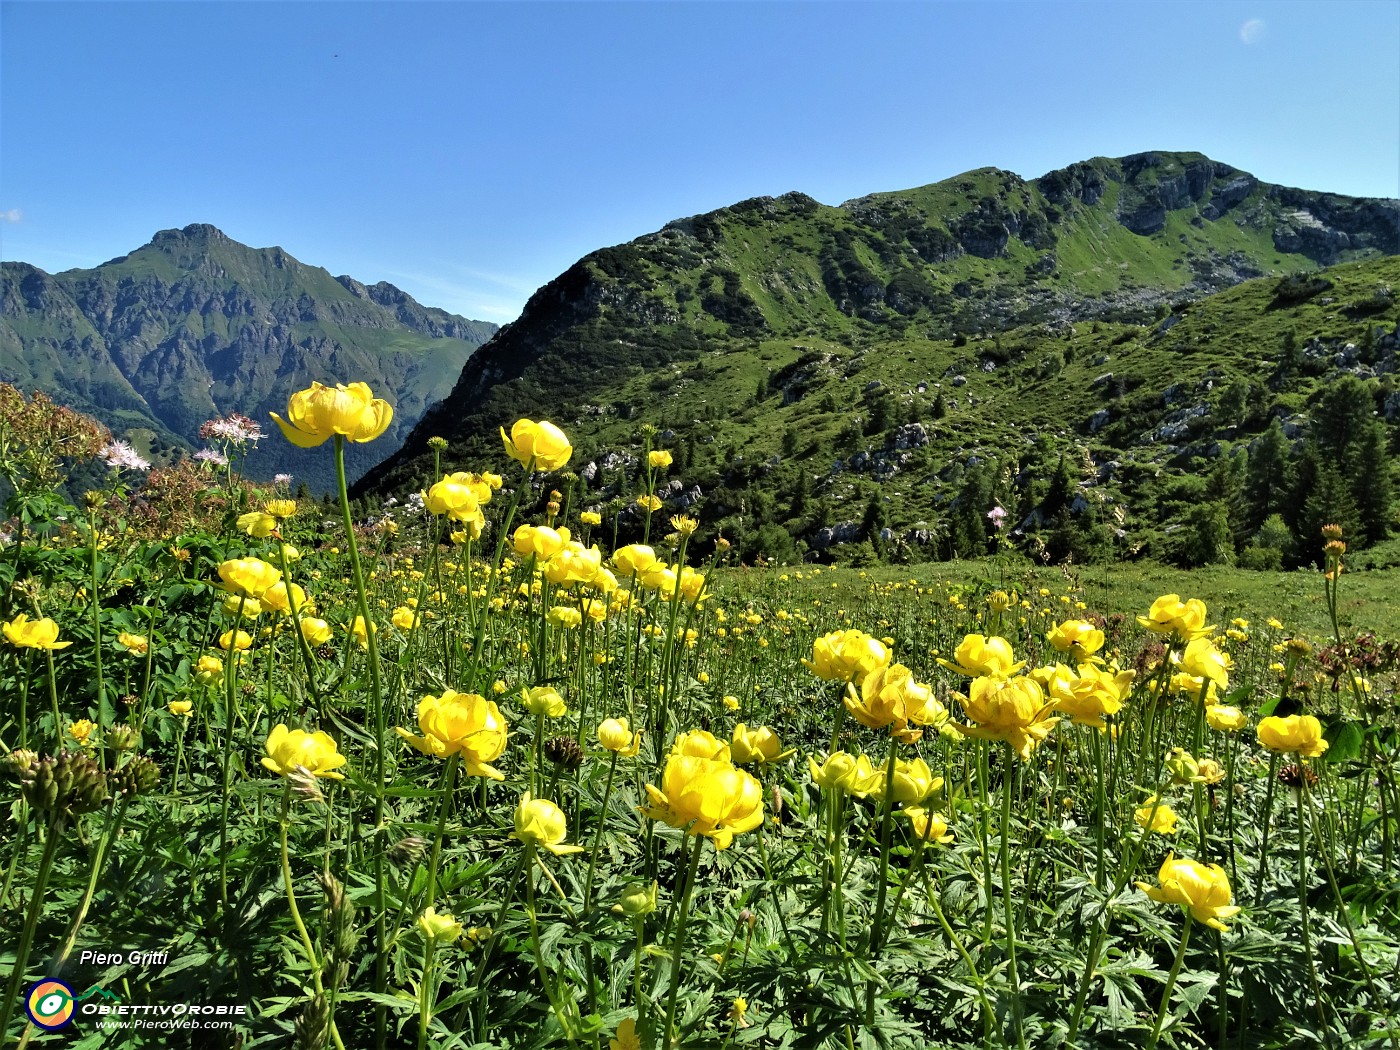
2,142,1399,1050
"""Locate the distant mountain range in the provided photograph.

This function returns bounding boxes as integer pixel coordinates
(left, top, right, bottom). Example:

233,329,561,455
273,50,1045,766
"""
349,150,1398,565
0,224,497,488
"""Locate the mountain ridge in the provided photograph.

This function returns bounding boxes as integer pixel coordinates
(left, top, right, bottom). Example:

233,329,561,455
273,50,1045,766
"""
1,224,498,487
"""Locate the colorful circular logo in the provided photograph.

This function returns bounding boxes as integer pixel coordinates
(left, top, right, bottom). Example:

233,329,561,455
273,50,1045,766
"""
25,980,75,1031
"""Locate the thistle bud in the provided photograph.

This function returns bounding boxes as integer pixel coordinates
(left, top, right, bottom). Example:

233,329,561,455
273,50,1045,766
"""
107,724,139,752
388,835,429,868
292,993,330,1050
543,735,584,771
427,436,449,451
111,755,160,798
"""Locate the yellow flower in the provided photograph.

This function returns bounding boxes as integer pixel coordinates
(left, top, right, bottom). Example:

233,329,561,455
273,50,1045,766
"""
501,418,572,471
271,381,393,447
68,719,96,746
727,997,750,1029
299,617,333,645
1134,795,1179,835
261,581,308,616
722,694,740,711
416,907,464,945
730,723,783,764
598,718,642,756
117,631,149,656
612,544,658,578
391,606,419,631
1180,637,1231,689
543,542,603,587
168,699,194,718
1205,705,1247,732
396,690,509,778
953,676,1059,760
1047,662,1135,729
511,792,584,855
349,616,376,649
218,557,281,599
195,654,224,684
219,629,253,652
670,514,698,536
807,751,883,796
547,606,582,629
3,614,73,650
424,472,491,522
522,686,567,718
221,594,262,619
1136,854,1241,931
264,498,298,519
901,805,955,844
844,661,931,734
804,629,890,684
237,510,278,538
1196,757,1225,785
1256,714,1329,758
513,523,569,560
635,494,664,513
609,1018,642,1050
869,755,943,804
261,723,347,779
579,510,602,526
937,634,1024,679
1138,595,1214,642
987,590,1014,613
642,738,764,850
1166,748,1203,785
1047,620,1104,661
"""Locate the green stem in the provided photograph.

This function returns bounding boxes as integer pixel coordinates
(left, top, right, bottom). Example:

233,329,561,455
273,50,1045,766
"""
0,815,64,1042
1146,915,1192,1050
333,436,389,1050
1001,758,1027,1050
53,796,128,971
661,833,705,1046
582,752,619,911
1296,776,1332,1047
524,844,579,1044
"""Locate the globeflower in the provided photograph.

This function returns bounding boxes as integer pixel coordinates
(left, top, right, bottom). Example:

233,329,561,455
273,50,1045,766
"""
901,805,955,844
937,634,1024,679
217,557,281,599
522,686,567,718
598,718,642,757
953,675,1059,760
69,719,96,746
730,723,783,765
1256,714,1329,758
416,907,464,945
397,689,509,778
1205,704,1247,732
1047,662,1135,729
424,472,490,523
195,654,223,684
513,524,569,561
869,756,943,805
612,544,659,578
844,661,932,734
1047,620,1105,661
1180,637,1231,689
501,418,572,471
1134,794,1179,835
270,381,393,447
3,614,73,650
1138,595,1214,643
804,629,890,684
168,699,193,718
1136,854,1241,931
299,617,333,646
642,737,764,850
511,792,584,855
261,723,347,779
807,751,882,796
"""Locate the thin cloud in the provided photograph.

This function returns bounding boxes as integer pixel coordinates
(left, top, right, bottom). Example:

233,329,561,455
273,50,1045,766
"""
1,209,22,223
1239,19,1266,45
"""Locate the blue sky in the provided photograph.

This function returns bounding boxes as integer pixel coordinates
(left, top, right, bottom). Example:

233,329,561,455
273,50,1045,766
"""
2,1,1397,323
